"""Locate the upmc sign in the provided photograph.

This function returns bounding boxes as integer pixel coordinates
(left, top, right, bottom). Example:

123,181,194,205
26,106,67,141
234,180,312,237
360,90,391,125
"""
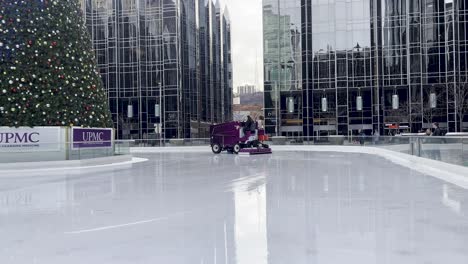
0,127,62,152
71,128,113,150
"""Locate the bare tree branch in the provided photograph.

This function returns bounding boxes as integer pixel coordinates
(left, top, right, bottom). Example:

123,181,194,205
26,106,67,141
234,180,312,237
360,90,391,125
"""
421,87,445,125
448,79,468,132
385,105,408,125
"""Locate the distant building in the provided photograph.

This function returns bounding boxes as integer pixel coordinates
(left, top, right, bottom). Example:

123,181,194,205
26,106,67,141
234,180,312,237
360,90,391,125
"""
233,104,263,122
238,84,257,95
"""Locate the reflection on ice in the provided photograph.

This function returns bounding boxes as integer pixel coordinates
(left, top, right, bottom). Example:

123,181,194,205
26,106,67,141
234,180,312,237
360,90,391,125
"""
442,184,462,215
235,182,267,264
0,151,468,264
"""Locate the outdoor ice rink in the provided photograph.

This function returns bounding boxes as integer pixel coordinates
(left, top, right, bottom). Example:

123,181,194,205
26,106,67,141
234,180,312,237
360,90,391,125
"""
1,151,468,264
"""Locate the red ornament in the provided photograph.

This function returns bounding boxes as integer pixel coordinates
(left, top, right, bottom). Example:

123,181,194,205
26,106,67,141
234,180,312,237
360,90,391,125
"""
52,41,57,47
28,40,33,45
10,88,17,93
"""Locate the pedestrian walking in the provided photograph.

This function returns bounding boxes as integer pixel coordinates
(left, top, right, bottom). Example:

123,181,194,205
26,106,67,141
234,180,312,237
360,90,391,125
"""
372,130,380,145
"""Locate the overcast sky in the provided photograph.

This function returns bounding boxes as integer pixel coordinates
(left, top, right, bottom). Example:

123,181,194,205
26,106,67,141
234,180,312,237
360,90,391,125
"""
221,0,263,92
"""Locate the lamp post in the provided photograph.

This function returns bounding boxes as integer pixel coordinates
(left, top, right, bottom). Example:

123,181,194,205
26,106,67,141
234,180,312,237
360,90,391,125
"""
157,82,163,146
127,104,134,118
321,92,328,112
287,97,295,113
392,87,399,110
430,86,437,109
127,101,134,140
356,89,363,111
275,81,280,136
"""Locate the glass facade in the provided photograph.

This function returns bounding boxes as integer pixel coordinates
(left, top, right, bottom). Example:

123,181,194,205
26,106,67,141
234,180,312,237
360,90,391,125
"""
82,0,232,139
264,0,468,136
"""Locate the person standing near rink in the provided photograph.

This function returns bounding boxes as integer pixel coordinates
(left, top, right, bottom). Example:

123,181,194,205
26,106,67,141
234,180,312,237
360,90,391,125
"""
432,122,443,136
372,130,380,145
358,129,366,146
425,128,432,136
431,122,442,160
257,115,265,130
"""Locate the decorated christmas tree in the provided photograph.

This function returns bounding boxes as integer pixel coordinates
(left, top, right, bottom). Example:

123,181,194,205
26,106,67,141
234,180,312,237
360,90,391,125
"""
0,0,113,128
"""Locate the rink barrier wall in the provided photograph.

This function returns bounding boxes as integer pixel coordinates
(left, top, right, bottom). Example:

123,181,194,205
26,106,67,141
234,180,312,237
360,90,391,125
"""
131,146,468,190
0,126,116,163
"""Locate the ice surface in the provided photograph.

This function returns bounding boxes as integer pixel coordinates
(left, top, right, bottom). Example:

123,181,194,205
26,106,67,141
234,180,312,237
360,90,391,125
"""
1,151,468,264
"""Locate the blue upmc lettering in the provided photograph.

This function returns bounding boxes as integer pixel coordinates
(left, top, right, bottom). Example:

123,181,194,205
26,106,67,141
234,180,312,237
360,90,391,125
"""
6,133,14,143
0,132,40,144
28,133,40,143
15,133,28,143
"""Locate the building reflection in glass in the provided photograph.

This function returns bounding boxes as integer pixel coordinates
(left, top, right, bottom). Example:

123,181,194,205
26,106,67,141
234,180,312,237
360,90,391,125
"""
82,0,232,139
233,162,268,264
264,0,468,137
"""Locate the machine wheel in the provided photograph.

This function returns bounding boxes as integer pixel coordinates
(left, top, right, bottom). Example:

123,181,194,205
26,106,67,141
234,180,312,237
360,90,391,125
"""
212,144,222,154
233,144,241,154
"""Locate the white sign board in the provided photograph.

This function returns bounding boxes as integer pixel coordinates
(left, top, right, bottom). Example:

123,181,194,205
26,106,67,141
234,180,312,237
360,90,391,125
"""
0,127,62,152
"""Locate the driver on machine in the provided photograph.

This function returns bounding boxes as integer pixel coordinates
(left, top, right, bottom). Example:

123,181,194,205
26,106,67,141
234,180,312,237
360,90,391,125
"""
244,116,255,134
243,115,257,146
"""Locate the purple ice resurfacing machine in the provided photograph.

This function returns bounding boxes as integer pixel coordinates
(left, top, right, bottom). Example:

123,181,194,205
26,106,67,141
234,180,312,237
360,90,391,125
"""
210,121,272,155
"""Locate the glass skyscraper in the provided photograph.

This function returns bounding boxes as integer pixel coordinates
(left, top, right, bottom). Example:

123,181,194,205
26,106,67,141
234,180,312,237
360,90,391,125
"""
81,0,232,139
264,0,468,137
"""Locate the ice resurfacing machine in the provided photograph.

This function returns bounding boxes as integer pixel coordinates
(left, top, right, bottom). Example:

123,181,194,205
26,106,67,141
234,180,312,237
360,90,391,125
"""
210,121,272,155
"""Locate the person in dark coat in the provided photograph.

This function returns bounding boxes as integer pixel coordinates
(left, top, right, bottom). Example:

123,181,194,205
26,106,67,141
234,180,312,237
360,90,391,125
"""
432,122,443,136
358,130,366,146
244,116,255,134
431,122,442,160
